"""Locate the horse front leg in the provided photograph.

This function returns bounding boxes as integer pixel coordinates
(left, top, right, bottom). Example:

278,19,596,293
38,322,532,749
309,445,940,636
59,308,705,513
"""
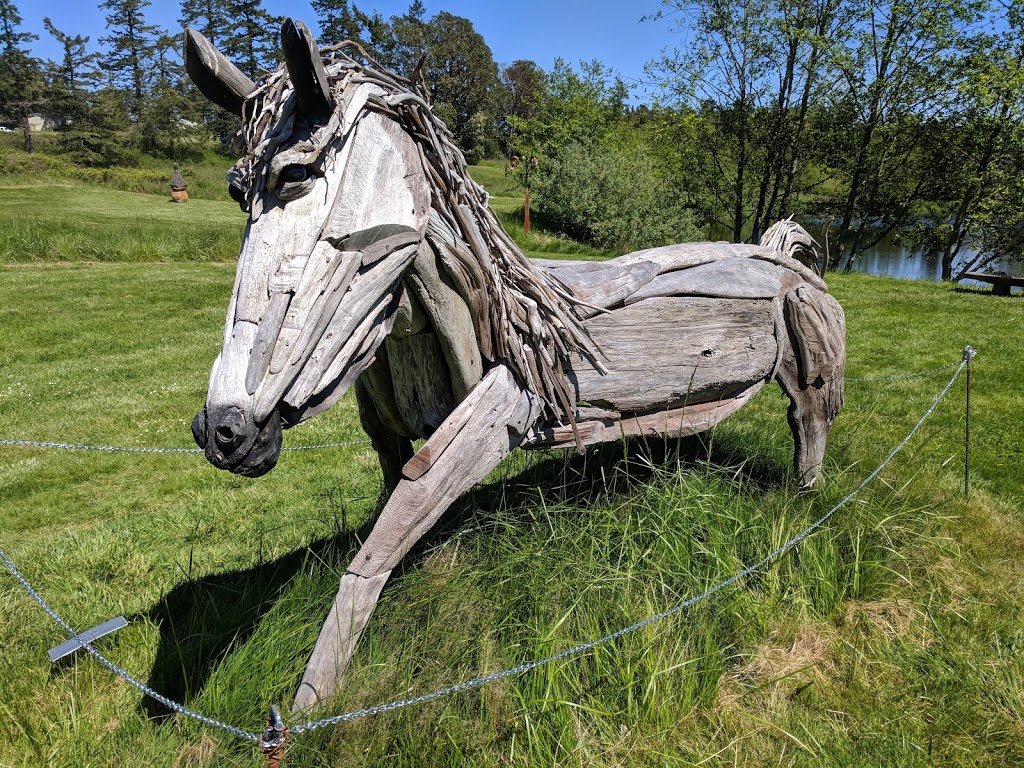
354,379,414,494
293,365,539,712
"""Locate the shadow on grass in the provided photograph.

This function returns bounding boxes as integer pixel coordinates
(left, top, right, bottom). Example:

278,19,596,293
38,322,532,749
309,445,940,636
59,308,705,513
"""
137,430,795,717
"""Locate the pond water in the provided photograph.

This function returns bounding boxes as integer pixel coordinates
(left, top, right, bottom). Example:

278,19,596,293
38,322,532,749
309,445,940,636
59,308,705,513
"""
707,221,1021,291
842,230,1019,290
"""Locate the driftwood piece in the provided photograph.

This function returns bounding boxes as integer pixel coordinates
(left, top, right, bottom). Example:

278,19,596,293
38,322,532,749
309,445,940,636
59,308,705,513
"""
359,345,416,438
566,297,777,412
405,240,484,400
543,259,660,316
523,380,766,450
384,330,456,436
294,366,539,711
183,28,256,115
614,242,774,271
624,257,795,302
391,286,428,338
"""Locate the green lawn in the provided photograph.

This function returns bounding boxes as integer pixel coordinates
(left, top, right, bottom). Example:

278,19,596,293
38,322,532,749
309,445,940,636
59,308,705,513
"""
0,179,1022,767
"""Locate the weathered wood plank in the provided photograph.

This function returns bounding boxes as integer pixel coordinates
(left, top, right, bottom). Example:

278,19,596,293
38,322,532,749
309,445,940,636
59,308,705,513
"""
385,331,457,437
566,297,777,412
405,241,484,401
294,366,539,712
523,380,766,449
246,291,291,395
543,259,660,315
614,242,774,271
623,257,794,302
322,110,429,243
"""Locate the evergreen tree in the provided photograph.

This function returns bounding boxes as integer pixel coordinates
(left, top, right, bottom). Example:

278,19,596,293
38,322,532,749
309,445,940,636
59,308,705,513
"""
223,0,280,80
311,0,374,47
0,1,43,142
421,11,499,158
98,0,162,119
180,0,231,47
379,0,427,76
43,18,102,128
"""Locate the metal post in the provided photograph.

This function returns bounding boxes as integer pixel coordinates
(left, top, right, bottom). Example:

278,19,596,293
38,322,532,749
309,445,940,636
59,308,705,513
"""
963,345,976,498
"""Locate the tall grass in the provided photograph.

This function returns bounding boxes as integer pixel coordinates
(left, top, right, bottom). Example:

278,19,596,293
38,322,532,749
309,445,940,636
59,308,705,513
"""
1,259,1022,766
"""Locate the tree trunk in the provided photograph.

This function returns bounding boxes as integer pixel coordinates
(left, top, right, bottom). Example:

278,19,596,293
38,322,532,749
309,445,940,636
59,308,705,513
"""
21,116,32,153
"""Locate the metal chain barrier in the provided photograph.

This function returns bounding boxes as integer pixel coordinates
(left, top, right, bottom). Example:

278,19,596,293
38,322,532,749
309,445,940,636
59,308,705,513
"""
0,349,972,751
0,438,369,453
0,359,963,456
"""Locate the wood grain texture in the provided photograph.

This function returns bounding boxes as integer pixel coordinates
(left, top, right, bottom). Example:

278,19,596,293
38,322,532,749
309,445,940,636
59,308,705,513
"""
294,365,539,712
405,240,484,400
566,297,777,412
614,241,775,271
523,380,766,449
385,330,456,437
544,259,660,316
623,257,793,302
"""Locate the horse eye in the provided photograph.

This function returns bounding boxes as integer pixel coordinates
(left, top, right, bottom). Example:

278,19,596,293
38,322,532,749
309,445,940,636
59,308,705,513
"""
281,165,309,183
229,183,246,207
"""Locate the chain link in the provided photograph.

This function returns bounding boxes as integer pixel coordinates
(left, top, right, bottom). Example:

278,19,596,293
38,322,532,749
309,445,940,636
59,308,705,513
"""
0,438,369,453
291,356,969,733
0,355,970,746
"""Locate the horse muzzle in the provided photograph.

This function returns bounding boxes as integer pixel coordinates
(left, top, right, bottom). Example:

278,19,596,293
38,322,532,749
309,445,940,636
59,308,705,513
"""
191,405,283,478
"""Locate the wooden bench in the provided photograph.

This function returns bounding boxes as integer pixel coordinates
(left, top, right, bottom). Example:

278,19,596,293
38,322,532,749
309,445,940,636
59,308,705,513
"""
961,271,1024,296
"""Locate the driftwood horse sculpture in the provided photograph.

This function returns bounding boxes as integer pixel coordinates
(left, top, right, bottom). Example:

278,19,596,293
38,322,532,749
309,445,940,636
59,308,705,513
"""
184,21,846,712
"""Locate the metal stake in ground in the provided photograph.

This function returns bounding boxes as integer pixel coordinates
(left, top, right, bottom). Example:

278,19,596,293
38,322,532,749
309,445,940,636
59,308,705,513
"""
964,345,976,497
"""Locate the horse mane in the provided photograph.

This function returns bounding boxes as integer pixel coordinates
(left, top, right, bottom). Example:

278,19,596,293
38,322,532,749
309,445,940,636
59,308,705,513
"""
230,46,598,432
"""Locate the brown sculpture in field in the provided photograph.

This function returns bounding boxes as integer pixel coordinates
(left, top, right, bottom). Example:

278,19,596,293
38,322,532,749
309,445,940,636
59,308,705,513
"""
183,20,846,712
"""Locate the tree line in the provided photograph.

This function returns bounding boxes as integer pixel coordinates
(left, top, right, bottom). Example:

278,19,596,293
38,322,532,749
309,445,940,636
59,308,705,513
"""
0,0,1021,278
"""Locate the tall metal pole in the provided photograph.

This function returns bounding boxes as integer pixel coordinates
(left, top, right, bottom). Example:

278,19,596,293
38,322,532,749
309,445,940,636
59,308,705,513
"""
963,345,976,497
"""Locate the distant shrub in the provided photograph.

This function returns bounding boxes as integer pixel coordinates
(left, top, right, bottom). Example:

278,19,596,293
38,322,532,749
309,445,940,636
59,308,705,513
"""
534,141,702,252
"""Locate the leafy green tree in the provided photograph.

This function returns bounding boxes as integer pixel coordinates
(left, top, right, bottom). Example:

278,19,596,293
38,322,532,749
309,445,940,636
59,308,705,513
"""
98,0,162,119
825,0,985,270
498,59,547,155
927,1,1024,279
512,58,628,162
650,0,849,243
535,140,702,251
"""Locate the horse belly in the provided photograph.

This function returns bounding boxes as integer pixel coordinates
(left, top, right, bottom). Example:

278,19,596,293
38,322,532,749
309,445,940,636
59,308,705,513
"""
566,296,777,412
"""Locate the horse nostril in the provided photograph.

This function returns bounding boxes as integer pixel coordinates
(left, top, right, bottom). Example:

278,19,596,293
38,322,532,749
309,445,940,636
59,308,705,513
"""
212,408,246,452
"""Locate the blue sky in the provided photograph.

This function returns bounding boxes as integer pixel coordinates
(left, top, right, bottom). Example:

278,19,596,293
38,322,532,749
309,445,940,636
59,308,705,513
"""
22,1,686,99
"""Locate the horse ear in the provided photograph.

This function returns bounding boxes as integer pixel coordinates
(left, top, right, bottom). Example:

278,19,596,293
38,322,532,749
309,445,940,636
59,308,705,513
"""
184,28,256,116
281,18,334,120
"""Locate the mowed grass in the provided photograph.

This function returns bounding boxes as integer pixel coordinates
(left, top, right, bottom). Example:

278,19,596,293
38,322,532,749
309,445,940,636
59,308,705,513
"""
0,178,246,263
0,181,1022,766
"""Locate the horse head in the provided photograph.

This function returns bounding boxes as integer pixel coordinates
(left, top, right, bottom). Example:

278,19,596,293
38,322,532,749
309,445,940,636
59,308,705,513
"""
185,21,430,476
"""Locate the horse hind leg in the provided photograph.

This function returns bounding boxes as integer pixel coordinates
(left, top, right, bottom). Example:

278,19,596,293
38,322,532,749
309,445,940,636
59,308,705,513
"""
775,286,846,490
293,365,539,712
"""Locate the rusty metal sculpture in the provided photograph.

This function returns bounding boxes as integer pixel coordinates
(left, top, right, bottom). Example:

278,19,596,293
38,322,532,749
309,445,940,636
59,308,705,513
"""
184,20,846,712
